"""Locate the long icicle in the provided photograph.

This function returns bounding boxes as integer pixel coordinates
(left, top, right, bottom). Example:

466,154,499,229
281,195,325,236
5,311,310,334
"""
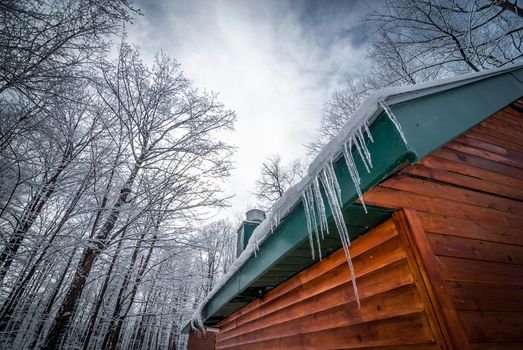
312,177,329,238
307,187,322,260
319,167,360,307
307,187,320,246
328,161,342,204
352,130,370,173
343,141,367,213
379,99,408,145
363,119,374,143
356,127,373,169
302,192,316,260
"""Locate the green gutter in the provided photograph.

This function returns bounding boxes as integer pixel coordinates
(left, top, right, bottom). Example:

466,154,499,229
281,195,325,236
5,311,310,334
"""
394,68,523,159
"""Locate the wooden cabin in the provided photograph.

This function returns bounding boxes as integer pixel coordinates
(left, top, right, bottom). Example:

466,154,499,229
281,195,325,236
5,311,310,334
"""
185,66,523,349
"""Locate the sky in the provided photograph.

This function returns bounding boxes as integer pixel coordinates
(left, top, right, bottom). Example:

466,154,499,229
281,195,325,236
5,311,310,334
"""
127,0,374,219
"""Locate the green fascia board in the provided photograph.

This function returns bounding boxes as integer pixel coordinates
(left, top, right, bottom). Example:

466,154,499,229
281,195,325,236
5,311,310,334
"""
200,68,523,325
393,68,523,159
202,115,414,321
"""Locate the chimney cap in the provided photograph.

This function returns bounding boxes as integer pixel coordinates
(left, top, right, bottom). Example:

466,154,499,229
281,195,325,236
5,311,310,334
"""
245,209,266,223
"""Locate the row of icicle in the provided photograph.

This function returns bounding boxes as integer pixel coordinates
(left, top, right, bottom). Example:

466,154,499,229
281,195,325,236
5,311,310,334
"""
190,98,407,330
301,99,407,307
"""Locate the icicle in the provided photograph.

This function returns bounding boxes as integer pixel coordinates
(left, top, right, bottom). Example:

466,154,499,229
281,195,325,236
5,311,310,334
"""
327,161,342,204
312,177,329,237
270,213,279,234
352,130,371,173
306,188,319,239
309,188,323,260
302,193,316,260
343,142,367,213
378,99,408,145
303,188,323,260
307,187,321,248
318,168,360,307
357,127,373,169
364,119,374,143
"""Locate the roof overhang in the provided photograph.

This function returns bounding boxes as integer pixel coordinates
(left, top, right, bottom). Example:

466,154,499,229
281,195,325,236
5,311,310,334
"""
183,65,523,333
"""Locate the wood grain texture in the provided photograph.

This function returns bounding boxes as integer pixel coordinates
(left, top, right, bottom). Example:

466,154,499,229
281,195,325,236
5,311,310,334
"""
363,103,523,350
215,219,445,349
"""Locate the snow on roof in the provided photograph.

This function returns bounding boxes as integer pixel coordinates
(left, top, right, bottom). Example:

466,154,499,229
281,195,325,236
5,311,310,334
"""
190,63,523,330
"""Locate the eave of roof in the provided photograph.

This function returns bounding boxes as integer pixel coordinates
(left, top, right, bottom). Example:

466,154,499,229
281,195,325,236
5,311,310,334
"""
184,64,523,333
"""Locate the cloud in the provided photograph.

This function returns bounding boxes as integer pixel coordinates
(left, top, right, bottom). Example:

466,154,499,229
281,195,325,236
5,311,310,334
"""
127,0,371,219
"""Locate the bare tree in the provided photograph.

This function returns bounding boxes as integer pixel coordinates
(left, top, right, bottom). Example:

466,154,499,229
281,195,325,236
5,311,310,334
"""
0,2,242,349
0,0,136,96
0,85,101,284
306,78,378,154
369,0,523,83
41,43,235,349
309,0,523,152
254,154,305,209
192,220,235,301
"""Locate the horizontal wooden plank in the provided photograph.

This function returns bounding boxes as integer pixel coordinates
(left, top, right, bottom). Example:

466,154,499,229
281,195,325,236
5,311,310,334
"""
363,187,523,229
433,146,523,180
473,124,523,150
446,140,523,171
439,256,523,286
218,312,435,350
455,134,517,158
498,110,523,126
460,311,523,343
428,233,523,265
471,343,523,350
479,119,523,146
499,104,523,118
417,212,523,246
217,285,424,347
421,152,523,190
224,235,407,329
466,127,523,154
482,115,523,134
218,265,417,342
403,163,523,201
490,112,523,129
445,281,523,312
381,174,523,214
334,345,439,350
219,221,399,327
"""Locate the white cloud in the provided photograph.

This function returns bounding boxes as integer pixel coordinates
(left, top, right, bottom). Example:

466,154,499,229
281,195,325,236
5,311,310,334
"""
127,0,370,219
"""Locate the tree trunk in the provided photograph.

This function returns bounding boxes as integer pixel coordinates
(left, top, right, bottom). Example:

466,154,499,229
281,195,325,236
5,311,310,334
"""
100,232,147,350
0,172,88,332
41,158,142,349
0,147,71,283
81,230,126,350
28,248,78,348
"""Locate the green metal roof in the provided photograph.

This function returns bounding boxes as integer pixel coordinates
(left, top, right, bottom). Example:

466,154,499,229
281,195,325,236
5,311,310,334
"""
185,64,523,332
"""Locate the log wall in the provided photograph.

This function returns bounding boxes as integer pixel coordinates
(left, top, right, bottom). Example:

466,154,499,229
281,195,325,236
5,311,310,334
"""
193,102,523,350
213,214,448,349
363,102,523,349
